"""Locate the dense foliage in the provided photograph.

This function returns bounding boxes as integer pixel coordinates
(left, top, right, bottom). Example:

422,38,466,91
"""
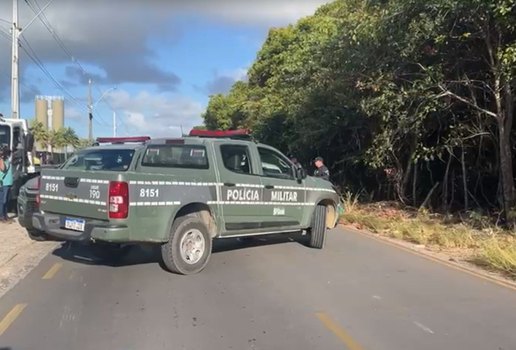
202,0,516,218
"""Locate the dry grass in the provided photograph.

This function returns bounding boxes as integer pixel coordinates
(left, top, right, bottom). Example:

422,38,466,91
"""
340,199,516,279
477,239,516,278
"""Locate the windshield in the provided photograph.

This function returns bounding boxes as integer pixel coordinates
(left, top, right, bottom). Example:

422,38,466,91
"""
0,125,10,147
62,148,135,171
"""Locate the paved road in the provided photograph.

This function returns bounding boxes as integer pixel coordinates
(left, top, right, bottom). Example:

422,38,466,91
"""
0,227,515,350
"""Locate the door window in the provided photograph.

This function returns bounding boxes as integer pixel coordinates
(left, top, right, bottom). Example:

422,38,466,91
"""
258,147,294,179
220,145,252,174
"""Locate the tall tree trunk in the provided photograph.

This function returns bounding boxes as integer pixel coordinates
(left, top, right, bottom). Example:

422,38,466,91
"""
496,83,515,220
442,149,452,212
412,161,418,207
497,117,515,216
461,143,468,211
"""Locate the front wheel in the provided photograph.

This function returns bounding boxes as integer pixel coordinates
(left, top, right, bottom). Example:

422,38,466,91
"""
161,215,212,275
309,204,327,249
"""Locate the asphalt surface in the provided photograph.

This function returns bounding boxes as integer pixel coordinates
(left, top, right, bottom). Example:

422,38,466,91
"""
0,227,515,350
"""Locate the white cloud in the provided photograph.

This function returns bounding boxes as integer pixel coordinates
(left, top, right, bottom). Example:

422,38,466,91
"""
0,1,330,98
106,90,204,137
187,0,330,25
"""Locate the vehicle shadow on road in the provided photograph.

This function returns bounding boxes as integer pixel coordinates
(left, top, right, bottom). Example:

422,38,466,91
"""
50,233,310,270
212,232,309,253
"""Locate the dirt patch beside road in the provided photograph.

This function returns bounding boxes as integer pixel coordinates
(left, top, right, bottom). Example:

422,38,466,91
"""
0,221,59,298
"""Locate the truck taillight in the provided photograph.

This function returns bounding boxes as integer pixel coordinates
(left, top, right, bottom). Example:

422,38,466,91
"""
36,176,41,206
108,181,129,219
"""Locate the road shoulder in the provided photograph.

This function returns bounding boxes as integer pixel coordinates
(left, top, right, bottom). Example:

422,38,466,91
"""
0,220,59,299
340,224,516,291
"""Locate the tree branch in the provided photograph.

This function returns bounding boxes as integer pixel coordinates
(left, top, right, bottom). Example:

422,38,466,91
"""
436,88,498,118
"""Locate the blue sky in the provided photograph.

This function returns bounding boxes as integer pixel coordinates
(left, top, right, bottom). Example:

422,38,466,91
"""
0,0,329,139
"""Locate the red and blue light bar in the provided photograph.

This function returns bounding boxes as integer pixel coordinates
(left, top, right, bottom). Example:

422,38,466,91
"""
188,129,251,138
96,136,151,144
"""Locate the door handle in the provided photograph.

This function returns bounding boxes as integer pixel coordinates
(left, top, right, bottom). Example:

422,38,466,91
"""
224,182,236,187
265,185,274,189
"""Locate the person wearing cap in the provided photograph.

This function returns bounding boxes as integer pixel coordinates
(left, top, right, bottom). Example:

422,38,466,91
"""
288,154,303,171
313,156,330,181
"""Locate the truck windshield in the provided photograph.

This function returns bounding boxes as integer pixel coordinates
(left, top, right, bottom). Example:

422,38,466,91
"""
62,149,135,171
0,125,10,147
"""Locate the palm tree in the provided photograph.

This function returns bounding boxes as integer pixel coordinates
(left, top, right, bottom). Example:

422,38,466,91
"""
76,138,92,150
30,120,49,151
60,127,80,159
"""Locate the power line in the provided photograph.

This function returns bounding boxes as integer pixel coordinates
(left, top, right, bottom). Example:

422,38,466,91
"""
0,28,10,41
25,0,89,77
18,36,88,111
25,0,114,130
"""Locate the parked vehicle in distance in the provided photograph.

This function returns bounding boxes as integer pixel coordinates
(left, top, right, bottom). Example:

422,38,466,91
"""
31,130,341,274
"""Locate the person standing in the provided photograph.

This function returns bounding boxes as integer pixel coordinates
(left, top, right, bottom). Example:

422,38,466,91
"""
0,147,13,222
313,156,330,181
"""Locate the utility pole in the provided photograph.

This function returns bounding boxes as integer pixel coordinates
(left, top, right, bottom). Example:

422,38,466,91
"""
11,0,20,119
10,0,54,120
113,111,117,137
88,79,93,142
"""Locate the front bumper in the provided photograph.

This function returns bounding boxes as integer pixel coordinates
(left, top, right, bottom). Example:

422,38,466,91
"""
32,213,131,243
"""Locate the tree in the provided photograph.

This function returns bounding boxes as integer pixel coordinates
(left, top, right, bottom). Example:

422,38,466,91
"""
30,120,48,151
202,0,516,218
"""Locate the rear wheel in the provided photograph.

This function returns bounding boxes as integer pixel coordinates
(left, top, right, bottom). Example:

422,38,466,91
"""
309,204,327,249
161,215,212,275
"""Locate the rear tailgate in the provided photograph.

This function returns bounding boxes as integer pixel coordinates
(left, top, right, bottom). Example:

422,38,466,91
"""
40,169,113,221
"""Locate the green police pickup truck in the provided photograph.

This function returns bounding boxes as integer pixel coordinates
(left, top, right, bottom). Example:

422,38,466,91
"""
33,130,341,274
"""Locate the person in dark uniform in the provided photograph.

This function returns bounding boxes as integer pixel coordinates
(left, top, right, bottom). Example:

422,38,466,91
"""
288,154,303,171
313,156,330,181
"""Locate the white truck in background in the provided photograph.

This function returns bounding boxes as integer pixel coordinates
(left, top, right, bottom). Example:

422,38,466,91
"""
0,113,38,204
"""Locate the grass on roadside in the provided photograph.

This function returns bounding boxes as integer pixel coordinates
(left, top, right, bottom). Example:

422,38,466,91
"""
340,198,516,279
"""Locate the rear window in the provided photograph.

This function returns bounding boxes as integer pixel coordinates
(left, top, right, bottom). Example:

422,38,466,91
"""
62,149,135,171
142,145,209,169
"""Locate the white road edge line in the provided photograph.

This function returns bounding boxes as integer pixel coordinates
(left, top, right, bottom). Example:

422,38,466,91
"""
414,321,435,334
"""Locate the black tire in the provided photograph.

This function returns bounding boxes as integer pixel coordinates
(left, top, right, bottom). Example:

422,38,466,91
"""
27,229,49,241
161,215,212,275
309,204,326,249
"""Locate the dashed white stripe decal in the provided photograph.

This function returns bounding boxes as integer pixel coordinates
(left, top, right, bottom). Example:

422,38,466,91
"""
207,201,316,206
41,175,65,180
129,201,181,207
236,183,263,188
42,176,335,194
124,181,334,193
80,178,109,184
40,194,106,206
128,180,221,186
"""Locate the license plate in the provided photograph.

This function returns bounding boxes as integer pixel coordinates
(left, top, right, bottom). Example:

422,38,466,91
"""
64,218,85,232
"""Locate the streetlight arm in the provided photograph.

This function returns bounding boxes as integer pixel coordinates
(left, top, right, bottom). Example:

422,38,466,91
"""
92,87,117,109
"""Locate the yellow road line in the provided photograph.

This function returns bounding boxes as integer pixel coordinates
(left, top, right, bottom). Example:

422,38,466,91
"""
0,304,27,336
346,227,516,292
42,263,62,280
316,312,365,350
